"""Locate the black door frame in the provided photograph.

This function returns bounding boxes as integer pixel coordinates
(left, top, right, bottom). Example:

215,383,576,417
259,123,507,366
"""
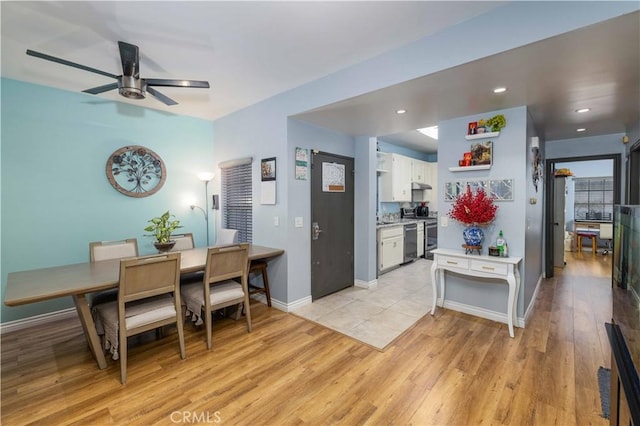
544,153,622,278
627,138,640,204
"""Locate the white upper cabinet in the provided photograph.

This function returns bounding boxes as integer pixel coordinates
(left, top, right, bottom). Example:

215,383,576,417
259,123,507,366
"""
411,159,427,184
423,162,439,212
379,153,412,202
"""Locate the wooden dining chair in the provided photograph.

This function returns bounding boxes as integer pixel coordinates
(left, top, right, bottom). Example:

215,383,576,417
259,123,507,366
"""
90,238,138,262
216,228,238,245
169,233,195,251
181,243,251,349
89,239,139,307
168,232,204,283
94,252,186,384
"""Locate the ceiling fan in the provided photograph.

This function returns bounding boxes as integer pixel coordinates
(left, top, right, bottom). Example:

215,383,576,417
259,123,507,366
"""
26,41,210,106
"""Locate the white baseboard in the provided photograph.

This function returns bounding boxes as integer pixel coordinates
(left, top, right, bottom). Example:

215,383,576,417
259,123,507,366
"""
272,295,311,313
440,298,524,329
0,308,77,335
2,296,310,333
354,278,378,289
522,273,543,327
249,294,294,313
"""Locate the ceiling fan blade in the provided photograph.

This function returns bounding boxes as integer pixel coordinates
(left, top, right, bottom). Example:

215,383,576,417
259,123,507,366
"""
147,86,178,106
83,82,119,95
26,49,119,79
145,78,210,88
118,41,140,78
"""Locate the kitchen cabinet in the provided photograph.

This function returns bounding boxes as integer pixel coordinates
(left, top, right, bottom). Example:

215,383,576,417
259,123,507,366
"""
417,221,425,257
379,153,412,202
423,162,438,212
412,159,427,184
377,225,404,272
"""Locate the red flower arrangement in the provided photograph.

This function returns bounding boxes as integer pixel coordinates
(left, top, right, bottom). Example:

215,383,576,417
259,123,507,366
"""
448,185,498,225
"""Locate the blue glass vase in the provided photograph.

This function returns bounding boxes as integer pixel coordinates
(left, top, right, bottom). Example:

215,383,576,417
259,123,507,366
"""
462,224,484,247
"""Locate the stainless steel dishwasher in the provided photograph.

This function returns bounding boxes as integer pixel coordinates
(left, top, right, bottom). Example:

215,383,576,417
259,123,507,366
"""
403,222,417,263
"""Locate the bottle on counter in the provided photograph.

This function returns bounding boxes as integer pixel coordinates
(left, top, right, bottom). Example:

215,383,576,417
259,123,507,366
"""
496,230,506,256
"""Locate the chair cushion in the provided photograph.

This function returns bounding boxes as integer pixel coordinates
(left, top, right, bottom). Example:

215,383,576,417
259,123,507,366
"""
577,232,598,237
181,280,244,325
93,294,174,360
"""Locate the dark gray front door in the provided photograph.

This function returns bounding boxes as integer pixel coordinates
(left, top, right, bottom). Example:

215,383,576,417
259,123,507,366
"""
310,151,354,300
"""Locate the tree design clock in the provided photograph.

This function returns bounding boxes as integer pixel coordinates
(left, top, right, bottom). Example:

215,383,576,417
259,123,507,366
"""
106,145,166,197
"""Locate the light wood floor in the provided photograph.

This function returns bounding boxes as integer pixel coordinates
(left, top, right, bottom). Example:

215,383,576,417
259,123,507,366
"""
1,251,612,425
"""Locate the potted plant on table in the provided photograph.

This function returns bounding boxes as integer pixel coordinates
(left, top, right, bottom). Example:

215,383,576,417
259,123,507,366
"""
448,185,498,253
144,211,182,252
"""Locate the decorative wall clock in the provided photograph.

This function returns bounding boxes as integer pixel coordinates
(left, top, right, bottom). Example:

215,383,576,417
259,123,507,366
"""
106,145,166,197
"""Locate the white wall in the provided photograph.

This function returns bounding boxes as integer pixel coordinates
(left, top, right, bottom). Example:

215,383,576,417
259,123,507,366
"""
547,133,627,199
438,106,532,316
286,119,356,301
213,2,636,305
523,108,544,314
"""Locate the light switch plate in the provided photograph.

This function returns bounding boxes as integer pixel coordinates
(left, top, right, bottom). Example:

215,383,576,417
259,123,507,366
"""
295,217,303,227
274,216,279,226
440,216,448,227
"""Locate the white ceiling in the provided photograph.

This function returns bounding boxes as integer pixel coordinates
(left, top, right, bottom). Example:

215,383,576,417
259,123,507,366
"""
1,3,638,153
1,1,499,121
296,10,640,152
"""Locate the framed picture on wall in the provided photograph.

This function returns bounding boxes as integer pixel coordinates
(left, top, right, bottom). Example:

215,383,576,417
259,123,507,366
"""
470,141,492,165
261,157,276,181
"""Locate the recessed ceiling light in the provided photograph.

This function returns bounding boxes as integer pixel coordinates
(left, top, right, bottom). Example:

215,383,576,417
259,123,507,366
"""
575,108,591,113
396,109,406,114
493,87,507,93
417,125,438,140
577,128,586,132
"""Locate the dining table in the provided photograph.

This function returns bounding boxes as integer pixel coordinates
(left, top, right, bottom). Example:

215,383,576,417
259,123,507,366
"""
4,244,284,369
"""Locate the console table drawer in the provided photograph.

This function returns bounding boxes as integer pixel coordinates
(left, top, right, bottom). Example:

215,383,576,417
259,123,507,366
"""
471,259,508,276
438,255,469,269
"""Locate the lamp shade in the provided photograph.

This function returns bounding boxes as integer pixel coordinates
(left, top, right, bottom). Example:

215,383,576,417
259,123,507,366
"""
197,172,215,182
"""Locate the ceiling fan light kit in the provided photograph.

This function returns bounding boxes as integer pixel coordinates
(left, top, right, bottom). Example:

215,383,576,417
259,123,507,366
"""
26,41,209,106
118,76,146,100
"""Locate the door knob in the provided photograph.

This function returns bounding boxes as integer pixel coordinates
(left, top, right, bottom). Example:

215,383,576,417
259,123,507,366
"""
312,222,323,240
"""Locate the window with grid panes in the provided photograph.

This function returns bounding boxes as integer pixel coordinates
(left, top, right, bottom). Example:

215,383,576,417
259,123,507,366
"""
573,176,613,221
221,161,253,243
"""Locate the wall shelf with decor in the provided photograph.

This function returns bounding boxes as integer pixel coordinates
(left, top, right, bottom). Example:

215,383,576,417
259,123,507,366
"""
449,164,491,172
465,131,500,140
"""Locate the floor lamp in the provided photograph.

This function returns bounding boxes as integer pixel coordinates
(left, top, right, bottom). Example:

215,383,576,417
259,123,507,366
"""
190,172,215,246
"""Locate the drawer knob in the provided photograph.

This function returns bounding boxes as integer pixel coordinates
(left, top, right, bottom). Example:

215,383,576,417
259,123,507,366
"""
446,260,457,265
482,266,495,271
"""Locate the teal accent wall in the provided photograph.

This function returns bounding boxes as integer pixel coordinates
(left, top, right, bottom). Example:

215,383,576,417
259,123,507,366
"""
1,79,214,322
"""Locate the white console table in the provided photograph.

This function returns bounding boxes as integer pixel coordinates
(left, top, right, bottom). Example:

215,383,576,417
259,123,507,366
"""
430,248,522,337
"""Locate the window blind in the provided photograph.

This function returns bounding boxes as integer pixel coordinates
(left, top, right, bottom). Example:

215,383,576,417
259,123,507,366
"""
221,162,253,243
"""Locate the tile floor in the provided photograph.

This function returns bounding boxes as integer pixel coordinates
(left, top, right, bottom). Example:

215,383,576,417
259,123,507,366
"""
292,258,434,350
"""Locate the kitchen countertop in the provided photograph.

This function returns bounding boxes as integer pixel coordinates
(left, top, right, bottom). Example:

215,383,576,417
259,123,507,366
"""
376,217,437,229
